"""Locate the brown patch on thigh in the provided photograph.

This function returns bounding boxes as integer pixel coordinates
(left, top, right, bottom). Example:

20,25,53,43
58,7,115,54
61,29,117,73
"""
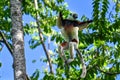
71,39,78,43
61,42,68,47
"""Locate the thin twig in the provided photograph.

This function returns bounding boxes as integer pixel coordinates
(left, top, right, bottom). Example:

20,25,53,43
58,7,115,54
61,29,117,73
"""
76,49,87,78
0,31,13,56
48,36,50,50
34,0,53,74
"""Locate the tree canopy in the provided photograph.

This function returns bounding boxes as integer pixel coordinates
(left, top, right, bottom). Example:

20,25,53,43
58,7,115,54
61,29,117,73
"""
0,0,120,80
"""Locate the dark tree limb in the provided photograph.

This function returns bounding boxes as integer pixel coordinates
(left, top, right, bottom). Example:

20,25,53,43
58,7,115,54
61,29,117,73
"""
34,0,54,74
0,40,4,43
96,66,120,75
0,31,13,56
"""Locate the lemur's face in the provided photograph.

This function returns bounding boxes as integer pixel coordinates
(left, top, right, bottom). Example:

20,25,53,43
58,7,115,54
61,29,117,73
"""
67,12,78,20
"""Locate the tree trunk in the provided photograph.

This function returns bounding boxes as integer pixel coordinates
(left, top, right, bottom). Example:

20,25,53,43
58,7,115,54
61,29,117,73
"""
10,0,27,80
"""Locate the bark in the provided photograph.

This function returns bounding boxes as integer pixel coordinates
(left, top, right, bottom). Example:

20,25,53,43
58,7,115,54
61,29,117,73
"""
10,0,27,80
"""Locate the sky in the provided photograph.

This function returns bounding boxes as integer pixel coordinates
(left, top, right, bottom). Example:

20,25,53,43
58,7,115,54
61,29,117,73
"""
0,0,120,80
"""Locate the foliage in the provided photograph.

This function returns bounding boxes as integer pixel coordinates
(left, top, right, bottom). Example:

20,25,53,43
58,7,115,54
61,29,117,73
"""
30,69,40,80
0,0,11,45
0,0,120,80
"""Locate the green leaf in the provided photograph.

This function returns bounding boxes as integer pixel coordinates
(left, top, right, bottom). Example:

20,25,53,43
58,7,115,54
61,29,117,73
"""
0,62,2,67
30,69,40,80
32,60,36,63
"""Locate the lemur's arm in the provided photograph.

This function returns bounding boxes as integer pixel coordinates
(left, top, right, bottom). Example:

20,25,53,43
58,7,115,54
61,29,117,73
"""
56,12,63,29
60,19,93,30
57,12,93,29
76,20,93,30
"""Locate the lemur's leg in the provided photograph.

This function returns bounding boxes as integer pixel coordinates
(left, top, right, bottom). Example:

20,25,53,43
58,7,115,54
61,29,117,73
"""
67,42,76,63
58,46,67,62
69,42,74,59
67,39,78,63
58,42,68,63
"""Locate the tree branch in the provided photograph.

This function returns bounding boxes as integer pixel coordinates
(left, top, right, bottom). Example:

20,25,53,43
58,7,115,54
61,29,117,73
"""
76,49,87,78
0,40,4,43
0,31,13,56
93,49,120,75
34,0,54,74
96,66,120,75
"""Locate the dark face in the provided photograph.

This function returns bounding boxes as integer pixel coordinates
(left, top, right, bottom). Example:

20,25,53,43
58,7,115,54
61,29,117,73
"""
73,13,78,19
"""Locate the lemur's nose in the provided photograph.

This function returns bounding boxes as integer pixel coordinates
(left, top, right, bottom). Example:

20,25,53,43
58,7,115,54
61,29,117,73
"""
73,14,78,19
